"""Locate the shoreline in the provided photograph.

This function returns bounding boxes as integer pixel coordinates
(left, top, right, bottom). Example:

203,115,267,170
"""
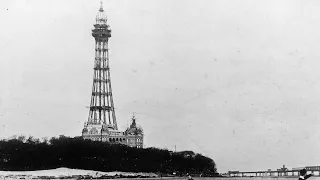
0,167,159,179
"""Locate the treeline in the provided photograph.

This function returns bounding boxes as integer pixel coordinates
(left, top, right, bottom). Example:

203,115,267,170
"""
0,136,218,176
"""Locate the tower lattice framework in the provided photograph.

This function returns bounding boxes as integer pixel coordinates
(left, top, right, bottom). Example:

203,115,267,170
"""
82,2,144,148
87,2,117,130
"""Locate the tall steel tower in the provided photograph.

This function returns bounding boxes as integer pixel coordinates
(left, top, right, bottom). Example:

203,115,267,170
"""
82,2,144,147
83,1,117,139
90,1,117,129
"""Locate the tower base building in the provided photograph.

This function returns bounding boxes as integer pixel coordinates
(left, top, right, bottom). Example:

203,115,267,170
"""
82,115,143,148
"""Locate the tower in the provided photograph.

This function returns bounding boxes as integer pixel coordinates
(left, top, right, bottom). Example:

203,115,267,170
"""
88,2,118,130
82,1,144,148
82,1,118,140
89,1,117,129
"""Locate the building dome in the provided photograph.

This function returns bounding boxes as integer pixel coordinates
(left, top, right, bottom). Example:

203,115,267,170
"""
125,115,143,135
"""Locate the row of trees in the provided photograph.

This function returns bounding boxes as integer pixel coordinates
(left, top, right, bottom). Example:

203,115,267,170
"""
0,136,218,176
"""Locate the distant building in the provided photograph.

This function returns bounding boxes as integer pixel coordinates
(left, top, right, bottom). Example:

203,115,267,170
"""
81,2,143,148
292,167,305,171
305,166,320,171
228,171,240,174
277,165,288,171
124,115,144,148
292,166,320,171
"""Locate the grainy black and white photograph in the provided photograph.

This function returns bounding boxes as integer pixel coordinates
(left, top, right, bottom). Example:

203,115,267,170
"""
0,0,320,179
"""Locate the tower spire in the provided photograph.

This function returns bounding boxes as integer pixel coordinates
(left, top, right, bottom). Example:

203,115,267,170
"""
130,113,137,128
99,0,104,12
96,0,107,25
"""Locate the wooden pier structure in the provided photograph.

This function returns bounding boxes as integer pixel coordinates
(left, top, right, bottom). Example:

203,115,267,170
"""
228,166,320,177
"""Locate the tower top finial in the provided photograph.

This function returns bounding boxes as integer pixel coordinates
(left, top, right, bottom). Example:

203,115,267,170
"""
99,0,104,12
96,0,107,25
130,113,137,128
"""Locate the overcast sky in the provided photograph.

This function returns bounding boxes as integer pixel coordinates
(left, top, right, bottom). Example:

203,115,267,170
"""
1,0,320,173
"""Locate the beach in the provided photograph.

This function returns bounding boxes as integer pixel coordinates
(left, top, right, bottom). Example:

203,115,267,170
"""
1,168,320,180
0,167,158,179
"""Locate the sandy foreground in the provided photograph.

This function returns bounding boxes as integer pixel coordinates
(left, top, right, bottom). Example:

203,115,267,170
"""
0,167,158,179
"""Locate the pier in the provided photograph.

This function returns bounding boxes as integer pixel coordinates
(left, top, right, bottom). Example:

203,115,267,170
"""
228,166,320,177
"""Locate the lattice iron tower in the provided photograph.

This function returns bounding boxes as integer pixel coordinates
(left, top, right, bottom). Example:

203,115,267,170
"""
82,1,144,148
87,1,117,130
